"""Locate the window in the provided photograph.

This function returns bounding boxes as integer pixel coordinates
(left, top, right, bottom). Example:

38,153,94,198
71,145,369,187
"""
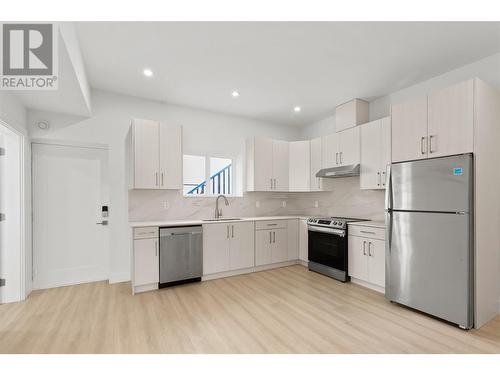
183,155,233,196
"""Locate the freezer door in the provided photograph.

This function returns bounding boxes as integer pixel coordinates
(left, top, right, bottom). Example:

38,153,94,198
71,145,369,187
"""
385,211,473,328
391,154,472,212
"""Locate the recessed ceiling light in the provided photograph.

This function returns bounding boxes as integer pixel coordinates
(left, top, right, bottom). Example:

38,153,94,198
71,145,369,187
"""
294,106,301,113
231,90,240,97
143,68,153,77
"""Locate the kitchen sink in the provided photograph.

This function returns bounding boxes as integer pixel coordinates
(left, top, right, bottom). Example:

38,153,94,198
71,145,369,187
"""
202,218,242,222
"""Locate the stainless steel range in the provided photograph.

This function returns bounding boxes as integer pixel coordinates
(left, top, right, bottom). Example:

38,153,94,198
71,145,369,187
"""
307,217,368,282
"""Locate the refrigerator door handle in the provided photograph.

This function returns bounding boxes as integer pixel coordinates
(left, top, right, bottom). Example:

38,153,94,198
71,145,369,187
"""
386,211,393,254
384,164,392,210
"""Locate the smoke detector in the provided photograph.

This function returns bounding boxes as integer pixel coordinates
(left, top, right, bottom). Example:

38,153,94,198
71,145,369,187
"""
35,120,50,130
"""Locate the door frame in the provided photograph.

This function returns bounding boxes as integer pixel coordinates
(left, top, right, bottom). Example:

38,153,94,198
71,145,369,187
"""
31,138,110,290
0,118,25,303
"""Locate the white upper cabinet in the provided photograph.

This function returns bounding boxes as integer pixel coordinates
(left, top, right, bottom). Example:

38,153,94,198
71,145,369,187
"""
246,138,289,191
360,116,391,190
391,97,428,163
335,99,369,132
127,118,182,190
338,126,360,166
310,137,324,191
321,133,339,168
427,79,474,157
289,141,310,192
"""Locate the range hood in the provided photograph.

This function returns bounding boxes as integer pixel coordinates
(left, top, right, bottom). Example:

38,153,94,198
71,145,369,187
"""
315,164,360,178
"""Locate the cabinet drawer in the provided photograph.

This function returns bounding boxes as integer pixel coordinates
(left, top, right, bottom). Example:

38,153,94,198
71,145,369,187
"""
348,225,385,240
255,220,287,231
133,226,159,239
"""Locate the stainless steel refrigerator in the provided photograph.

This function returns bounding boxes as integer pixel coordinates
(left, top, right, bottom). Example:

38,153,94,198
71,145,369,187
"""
385,153,474,329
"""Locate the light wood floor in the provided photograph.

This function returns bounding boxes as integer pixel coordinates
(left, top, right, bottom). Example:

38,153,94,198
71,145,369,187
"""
1,265,499,353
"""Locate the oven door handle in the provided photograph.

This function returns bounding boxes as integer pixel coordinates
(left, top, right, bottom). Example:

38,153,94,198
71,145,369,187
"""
308,226,345,237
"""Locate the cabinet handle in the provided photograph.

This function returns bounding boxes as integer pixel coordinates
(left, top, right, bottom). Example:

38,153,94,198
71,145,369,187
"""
317,177,320,190
270,178,273,190
362,241,367,256
340,152,343,165
161,172,164,186
227,225,230,239
368,242,373,257
155,240,158,257
429,135,436,154
360,230,376,235
231,225,234,238
335,152,339,165
377,171,381,186
269,231,272,244
273,231,276,243
382,171,386,186
155,172,159,186
421,136,427,155
273,178,277,189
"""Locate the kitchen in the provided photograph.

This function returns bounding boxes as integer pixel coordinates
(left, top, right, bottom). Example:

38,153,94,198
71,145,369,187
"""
0,19,499,361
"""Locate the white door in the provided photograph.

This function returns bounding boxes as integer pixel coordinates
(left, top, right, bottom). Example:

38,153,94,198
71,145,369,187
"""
347,236,367,280
32,143,110,289
427,79,474,158
202,223,230,274
159,123,182,189
229,222,254,270
271,229,288,264
254,138,273,191
0,124,22,303
272,140,289,191
338,126,360,166
360,120,381,189
289,141,310,192
367,239,385,287
321,133,339,168
133,238,159,286
134,119,160,189
391,97,428,163
255,230,272,266
310,137,323,191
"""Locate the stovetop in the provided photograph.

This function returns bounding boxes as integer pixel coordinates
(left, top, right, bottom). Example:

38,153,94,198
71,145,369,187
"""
307,217,369,230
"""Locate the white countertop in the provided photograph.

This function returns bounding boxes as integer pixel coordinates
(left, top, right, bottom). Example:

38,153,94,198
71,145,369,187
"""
348,220,385,228
129,215,312,227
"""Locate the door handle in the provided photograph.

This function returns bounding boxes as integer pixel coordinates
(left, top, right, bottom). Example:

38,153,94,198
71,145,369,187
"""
362,241,367,256
96,220,109,226
429,135,435,154
420,136,427,155
368,242,372,257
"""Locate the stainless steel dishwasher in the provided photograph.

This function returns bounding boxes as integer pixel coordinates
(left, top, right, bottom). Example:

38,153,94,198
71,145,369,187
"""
159,226,203,288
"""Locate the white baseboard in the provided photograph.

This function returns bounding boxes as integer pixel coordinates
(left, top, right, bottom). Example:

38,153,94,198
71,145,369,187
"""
109,273,130,284
350,277,385,294
202,260,300,281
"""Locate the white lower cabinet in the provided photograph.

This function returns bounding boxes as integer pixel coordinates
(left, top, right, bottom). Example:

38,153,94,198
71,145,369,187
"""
203,221,255,275
298,219,308,262
255,221,288,266
286,219,299,261
132,226,159,293
348,225,385,290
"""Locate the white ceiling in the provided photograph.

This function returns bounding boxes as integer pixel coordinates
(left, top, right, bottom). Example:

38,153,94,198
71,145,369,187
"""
76,22,500,126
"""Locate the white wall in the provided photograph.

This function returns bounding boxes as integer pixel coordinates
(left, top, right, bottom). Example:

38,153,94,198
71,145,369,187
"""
0,92,31,299
28,89,301,282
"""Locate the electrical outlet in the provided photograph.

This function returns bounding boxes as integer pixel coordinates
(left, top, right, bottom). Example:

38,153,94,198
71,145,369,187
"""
282,200,286,208
255,201,260,208
163,201,170,210
314,200,319,208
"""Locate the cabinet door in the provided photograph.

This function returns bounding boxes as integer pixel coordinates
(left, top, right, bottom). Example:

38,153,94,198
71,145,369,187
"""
338,126,360,165
391,97,428,163
255,230,272,266
379,116,391,188
254,138,274,191
289,141,310,192
286,219,299,261
273,140,289,191
272,229,288,264
229,222,255,270
310,137,323,191
203,223,230,274
134,119,160,188
134,238,159,286
367,239,385,287
360,120,381,190
347,236,367,280
321,133,339,168
159,123,182,189
427,80,474,158
298,219,308,262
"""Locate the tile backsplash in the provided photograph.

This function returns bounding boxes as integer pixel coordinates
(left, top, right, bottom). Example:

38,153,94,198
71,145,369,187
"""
128,177,385,222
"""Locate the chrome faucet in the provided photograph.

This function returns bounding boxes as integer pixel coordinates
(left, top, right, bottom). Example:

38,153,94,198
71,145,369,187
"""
215,194,229,219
